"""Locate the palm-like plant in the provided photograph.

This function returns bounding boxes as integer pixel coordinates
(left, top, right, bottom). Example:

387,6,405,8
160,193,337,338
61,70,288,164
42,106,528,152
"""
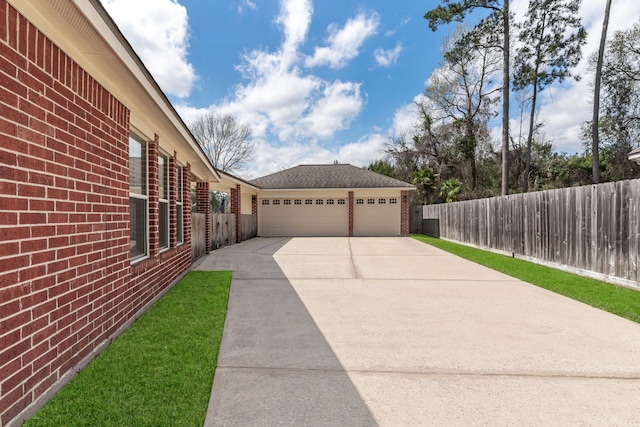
440,178,463,203
413,168,438,205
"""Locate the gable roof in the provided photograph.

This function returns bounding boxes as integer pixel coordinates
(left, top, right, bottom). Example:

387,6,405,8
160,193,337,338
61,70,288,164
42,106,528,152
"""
249,164,415,190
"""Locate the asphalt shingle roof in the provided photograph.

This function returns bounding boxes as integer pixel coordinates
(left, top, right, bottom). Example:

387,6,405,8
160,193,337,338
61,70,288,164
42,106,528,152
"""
249,164,415,189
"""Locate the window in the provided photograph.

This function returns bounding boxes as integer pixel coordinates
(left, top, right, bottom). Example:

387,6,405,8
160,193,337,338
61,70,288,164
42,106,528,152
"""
378,198,386,204
159,153,169,251
262,200,270,205
327,199,334,205
337,199,345,205
273,199,281,205
176,166,184,245
129,134,148,261
367,198,375,204
390,198,398,204
294,199,302,205
316,199,323,205
305,199,313,205
356,198,364,204
284,199,291,205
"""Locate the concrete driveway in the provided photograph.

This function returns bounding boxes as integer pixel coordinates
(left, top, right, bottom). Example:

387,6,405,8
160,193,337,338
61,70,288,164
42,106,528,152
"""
197,237,640,426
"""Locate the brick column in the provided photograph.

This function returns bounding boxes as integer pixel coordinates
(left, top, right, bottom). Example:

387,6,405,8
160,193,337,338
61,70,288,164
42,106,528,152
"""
148,135,159,257
348,191,354,237
183,163,192,247
196,181,210,253
230,184,242,243
401,190,410,235
252,195,257,215
169,152,177,248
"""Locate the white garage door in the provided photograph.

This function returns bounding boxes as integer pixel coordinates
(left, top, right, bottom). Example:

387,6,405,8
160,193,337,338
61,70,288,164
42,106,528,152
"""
258,198,348,237
353,196,400,237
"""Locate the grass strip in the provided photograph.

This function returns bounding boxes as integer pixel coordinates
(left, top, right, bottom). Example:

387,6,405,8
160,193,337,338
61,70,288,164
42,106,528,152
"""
26,270,232,427
411,234,640,324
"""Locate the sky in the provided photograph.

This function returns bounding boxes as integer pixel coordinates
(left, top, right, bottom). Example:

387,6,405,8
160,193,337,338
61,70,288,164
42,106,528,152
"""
101,0,640,179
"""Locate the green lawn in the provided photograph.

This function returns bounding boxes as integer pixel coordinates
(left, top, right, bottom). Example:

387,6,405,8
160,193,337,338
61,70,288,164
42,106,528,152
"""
26,270,232,427
411,234,640,324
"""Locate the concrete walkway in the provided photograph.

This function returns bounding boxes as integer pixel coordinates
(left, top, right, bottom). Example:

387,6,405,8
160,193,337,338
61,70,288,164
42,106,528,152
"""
198,237,640,426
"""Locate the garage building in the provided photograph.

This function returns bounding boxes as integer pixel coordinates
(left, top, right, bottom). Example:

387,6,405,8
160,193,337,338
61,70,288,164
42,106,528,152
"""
250,164,415,237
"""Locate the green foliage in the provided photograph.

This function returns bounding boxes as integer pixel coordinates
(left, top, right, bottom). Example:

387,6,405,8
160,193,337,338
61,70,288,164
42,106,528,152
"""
411,235,640,324
367,159,396,177
26,271,232,427
440,178,463,202
424,0,503,31
585,19,640,162
513,0,587,92
413,168,438,204
513,0,586,192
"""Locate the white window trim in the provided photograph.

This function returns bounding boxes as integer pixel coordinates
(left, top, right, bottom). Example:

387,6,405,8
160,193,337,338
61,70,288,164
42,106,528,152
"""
130,134,149,264
159,152,170,253
176,165,184,247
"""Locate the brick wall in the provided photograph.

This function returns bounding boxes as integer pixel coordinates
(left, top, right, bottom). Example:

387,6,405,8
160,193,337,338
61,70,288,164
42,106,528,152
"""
230,184,241,243
348,191,354,237
401,190,411,235
0,2,192,425
196,181,210,254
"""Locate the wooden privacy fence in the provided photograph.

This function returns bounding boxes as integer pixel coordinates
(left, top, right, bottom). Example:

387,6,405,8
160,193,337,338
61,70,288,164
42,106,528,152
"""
192,212,206,260
421,179,640,283
241,214,258,241
211,213,236,250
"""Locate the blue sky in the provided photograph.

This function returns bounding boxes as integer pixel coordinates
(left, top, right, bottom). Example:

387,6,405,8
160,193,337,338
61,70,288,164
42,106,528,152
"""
101,0,640,179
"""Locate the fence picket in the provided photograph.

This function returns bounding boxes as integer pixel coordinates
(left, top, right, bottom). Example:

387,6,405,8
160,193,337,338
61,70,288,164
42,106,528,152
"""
422,179,640,284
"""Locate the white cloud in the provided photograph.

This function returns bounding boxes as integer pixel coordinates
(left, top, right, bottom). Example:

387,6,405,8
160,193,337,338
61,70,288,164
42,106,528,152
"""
298,81,363,139
101,0,196,98
200,0,368,145
392,93,427,137
276,0,313,67
305,11,379,69
374,43,402,67
170,0,386,178
244,134,387,179
238,0,257,14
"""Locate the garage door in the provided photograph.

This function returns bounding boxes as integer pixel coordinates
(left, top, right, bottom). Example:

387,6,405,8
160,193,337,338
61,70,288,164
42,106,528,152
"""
258,198,348,237
353,196,400,236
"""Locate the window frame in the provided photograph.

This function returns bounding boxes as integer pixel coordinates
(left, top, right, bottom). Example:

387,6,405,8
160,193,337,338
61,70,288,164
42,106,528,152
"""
129,133,149,263
158,152,169,252
176,165,184,246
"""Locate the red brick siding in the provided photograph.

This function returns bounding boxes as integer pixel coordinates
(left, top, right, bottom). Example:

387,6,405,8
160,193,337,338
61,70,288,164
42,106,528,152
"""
230,184,241,243
196,181,210,253
169,153,176,249
348,191,354,237
0,3,193,425
401,190,411,235
182,163,192,247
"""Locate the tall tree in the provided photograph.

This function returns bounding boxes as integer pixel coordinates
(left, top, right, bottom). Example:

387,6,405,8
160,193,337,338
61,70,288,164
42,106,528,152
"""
425,0,511,196
589,18,640,181
591,0,612,184
189,113,255,174
424,27,501,190
513,0,586,192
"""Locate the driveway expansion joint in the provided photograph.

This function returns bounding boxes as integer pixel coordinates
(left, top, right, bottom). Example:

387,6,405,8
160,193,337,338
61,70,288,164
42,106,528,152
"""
216,365,640,381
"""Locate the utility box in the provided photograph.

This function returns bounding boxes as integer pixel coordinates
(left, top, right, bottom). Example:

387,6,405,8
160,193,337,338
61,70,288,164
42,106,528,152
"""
422,219,440,238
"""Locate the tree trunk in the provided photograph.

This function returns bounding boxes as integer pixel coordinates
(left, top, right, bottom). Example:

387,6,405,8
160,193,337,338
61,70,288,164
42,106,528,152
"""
501,0,510,196
523,79,539,193
592,0,612,184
